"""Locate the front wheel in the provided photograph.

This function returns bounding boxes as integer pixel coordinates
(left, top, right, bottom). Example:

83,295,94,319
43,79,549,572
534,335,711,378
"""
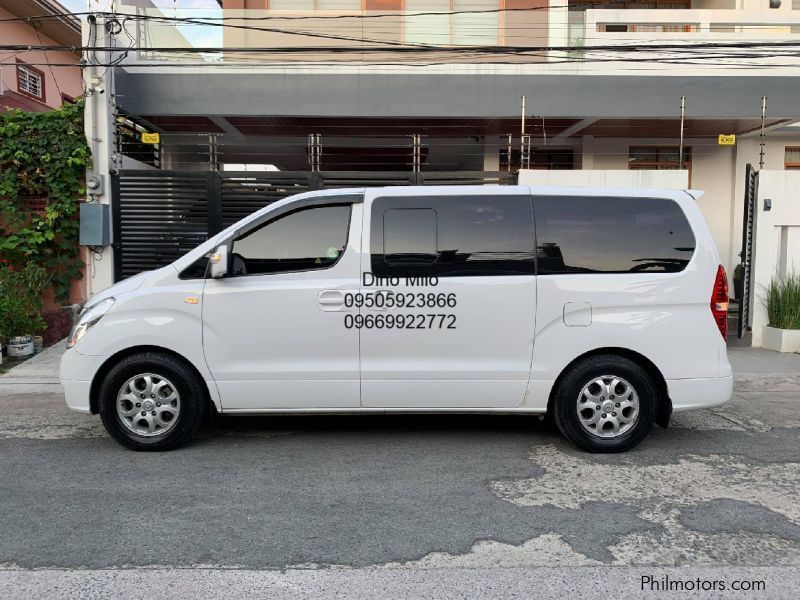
98,352,207,451
552,355,657,453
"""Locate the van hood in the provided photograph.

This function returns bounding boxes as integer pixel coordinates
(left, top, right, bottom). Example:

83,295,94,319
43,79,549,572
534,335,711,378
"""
83,270,150,308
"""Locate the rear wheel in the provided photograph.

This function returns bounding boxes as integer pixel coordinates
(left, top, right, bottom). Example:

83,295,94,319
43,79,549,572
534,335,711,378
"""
98,352,207,451
552,354,657,453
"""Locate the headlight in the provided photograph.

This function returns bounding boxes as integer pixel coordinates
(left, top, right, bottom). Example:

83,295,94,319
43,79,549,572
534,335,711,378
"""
67,297,115,349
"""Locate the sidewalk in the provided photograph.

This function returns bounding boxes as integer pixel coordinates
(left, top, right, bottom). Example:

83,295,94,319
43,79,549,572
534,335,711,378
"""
728,347,800,392
728,347,800,375
1,343,797,388
0,340,65,387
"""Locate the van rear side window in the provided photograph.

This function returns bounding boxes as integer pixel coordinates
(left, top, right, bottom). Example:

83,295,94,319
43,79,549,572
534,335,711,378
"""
534,196,695,274
371,195,535,278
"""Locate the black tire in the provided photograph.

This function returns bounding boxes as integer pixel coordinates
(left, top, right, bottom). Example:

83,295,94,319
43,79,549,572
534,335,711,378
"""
552,354,657,453
98,352,208,451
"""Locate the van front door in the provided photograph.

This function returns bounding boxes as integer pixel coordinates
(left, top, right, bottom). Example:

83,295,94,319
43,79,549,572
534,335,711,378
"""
202,198,362,410
359,190,537,409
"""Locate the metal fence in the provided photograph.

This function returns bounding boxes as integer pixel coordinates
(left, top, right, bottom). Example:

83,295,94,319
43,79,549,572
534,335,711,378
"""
111,169,514,280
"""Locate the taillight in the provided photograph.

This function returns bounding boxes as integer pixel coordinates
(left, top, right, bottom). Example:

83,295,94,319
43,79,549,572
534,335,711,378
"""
711,265,729,339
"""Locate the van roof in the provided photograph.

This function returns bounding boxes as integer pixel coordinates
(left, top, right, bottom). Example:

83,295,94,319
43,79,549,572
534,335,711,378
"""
312,185,699,201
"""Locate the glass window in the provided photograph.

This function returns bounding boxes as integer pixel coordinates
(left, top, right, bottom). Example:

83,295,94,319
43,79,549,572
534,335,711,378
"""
534,196,696,274
628,146,658,164
629,146,691,171
270,0,314,8
317,0,361,9
384,209,438,264
785,147,800,169
452,0,499,46
405,0,451,45
629,146,692,184
366,0,403,8
232,205,351,276
17,64,43,98
371,195,535,277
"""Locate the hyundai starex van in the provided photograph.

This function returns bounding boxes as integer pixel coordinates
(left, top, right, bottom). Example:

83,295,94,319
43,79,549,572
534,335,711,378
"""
60,185,733,452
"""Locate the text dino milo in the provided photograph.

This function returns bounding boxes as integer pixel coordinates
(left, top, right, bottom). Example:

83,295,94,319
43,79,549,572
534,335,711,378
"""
343,272,457,330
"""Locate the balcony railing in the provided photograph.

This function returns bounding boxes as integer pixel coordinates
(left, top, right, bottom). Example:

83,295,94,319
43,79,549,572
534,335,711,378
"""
564,9,800,69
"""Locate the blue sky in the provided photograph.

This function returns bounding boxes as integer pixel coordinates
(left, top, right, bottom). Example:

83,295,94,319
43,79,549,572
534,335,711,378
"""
57,1,224,50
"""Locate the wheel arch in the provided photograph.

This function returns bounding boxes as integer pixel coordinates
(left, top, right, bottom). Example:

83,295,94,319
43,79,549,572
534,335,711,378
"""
546,347,672,428
89,345,214,415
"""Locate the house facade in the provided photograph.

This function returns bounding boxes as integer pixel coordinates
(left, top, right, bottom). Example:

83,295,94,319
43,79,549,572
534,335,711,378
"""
1,0,87,307
78,0,800,345
0,0,83,111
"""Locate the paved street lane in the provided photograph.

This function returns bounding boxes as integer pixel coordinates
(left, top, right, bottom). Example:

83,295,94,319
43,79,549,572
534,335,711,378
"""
1,382,799,571
1,345,799,597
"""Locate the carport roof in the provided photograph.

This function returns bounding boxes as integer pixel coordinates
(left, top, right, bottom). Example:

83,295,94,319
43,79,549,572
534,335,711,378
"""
114,68,800,122
133,115,787,139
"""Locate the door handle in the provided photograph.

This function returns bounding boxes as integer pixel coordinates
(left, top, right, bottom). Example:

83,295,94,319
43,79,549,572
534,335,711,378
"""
369,290,391,311
318,290,345,311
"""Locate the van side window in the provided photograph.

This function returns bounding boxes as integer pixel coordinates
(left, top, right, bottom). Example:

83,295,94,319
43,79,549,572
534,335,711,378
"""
371,195,534,278
384,208,438,265
231,204,351,276
534,196,696,274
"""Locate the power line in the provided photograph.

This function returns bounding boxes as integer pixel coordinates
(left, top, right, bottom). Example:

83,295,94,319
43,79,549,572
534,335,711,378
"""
4,9,797,69
0,2,697,24
7,40,800,54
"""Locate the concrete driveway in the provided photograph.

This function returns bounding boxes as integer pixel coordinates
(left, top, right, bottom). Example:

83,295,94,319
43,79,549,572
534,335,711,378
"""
0,345,798,598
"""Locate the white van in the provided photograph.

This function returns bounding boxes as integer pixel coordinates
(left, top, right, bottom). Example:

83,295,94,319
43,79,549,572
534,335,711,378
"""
60,186,732,452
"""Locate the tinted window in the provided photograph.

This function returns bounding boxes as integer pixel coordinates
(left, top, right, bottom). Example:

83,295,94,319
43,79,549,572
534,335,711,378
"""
371,195,534,277
534,196,695,274
179,255,209,280
232,204,351,276
384,209,438,265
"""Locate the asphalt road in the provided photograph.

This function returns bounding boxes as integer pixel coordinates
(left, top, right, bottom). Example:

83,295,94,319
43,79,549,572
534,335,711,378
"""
1,379,799,598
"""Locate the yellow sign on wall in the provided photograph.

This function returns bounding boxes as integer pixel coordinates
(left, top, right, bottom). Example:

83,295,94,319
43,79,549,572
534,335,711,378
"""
141,132,160,145
718,134,736,146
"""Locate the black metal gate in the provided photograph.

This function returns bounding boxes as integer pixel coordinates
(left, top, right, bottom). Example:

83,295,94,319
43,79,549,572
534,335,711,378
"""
737,163,758,339
112,169,514,280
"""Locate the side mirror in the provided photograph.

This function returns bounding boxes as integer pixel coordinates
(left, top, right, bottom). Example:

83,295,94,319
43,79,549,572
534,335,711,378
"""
209,244,229,279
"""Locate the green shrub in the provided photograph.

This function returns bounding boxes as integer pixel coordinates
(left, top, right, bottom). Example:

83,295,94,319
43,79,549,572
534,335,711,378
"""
766,272,800,330
0,100,89,303
0,263,47,337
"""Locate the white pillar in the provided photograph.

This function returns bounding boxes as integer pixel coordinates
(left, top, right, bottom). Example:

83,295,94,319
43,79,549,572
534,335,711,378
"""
82,14,118,296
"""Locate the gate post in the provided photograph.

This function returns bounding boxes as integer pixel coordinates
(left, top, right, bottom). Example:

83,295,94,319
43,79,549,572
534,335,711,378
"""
309,172,323,190
111,173,123,282
207,171,222,237
737,164,758,340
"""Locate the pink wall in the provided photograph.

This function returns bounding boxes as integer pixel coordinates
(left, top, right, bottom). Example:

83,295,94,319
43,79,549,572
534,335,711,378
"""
0,6,83,111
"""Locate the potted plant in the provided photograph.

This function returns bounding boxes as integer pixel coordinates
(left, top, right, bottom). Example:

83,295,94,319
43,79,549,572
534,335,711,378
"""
762,272,800,353
0,263,47,359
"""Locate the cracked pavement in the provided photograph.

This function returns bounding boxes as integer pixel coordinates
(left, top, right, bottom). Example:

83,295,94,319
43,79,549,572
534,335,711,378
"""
0,347,800,600
0,368,799,597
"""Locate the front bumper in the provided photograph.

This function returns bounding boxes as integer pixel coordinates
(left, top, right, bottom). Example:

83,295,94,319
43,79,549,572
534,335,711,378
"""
59,347,106,414
668,375,734,413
